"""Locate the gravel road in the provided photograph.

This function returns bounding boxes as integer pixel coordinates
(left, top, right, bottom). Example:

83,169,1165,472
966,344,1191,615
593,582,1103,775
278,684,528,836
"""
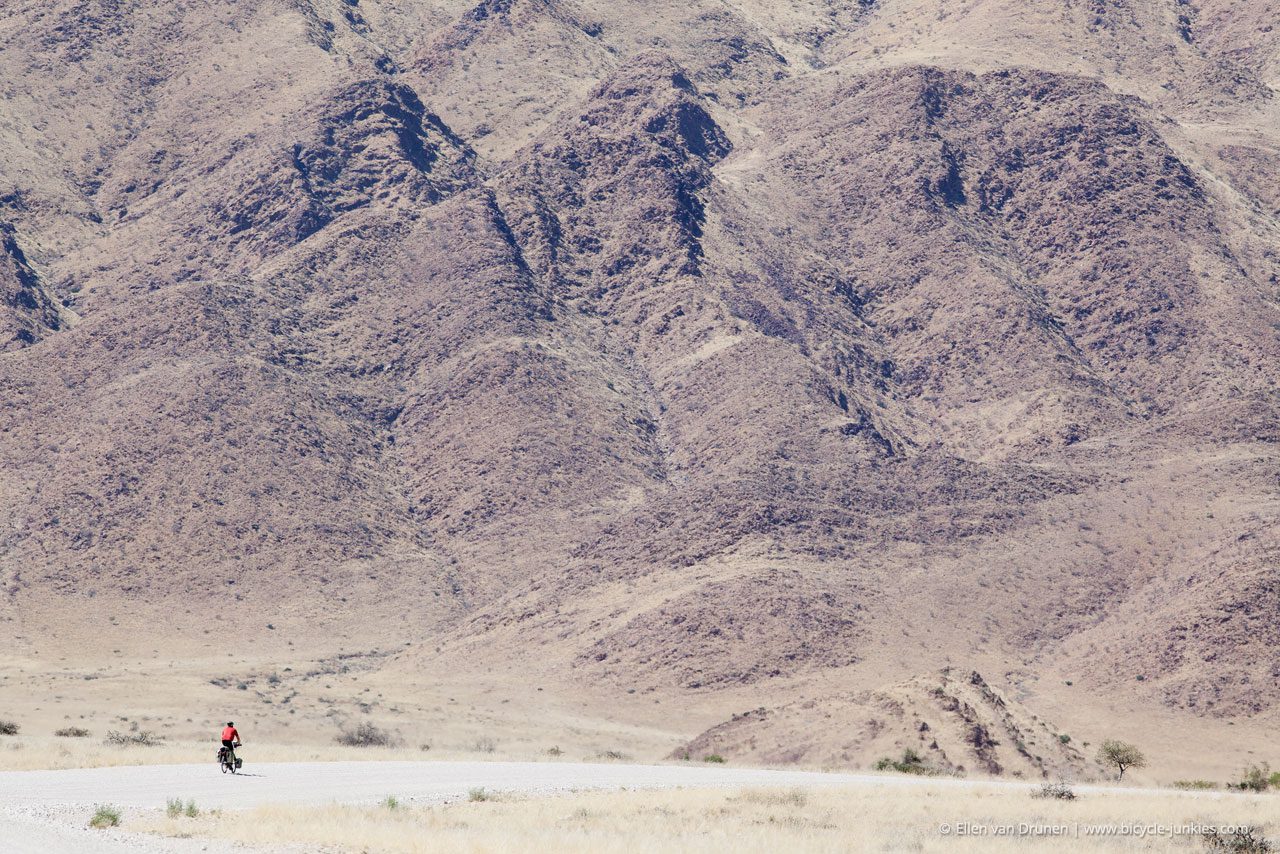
0,760,901,853
0,760,1213,853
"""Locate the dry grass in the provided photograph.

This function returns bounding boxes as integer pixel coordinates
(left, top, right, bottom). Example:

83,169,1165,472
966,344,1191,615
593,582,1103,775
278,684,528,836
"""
130,782,1280,853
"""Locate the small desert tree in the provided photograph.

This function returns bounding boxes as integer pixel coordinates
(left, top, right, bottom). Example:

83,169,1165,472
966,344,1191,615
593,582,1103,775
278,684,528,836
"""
1096,740,1146,781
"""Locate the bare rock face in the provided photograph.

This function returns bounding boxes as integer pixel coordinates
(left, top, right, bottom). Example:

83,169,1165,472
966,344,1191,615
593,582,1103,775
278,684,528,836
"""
0,221,68,351
743,66,1278,455
500,53,734,301
214,81,477,261
1,0,1278,764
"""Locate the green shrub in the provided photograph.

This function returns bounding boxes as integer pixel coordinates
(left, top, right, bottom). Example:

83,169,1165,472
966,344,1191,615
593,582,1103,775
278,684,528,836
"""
873,748,935,776
166,798,199,818
468,787,490,802
381,795,400,810
703,754,726,764
89,805,121,828
1231,764,1272,793
1058,734,1071,744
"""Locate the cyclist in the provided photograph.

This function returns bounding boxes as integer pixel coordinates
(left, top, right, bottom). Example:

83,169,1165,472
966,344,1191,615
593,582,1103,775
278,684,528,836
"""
220,721,241,768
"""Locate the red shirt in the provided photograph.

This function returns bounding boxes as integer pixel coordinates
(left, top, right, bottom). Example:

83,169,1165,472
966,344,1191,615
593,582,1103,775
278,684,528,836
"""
222,726,239,742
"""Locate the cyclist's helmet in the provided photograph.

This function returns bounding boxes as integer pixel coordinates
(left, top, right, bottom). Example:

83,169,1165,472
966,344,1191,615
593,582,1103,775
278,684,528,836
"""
227,721,234,726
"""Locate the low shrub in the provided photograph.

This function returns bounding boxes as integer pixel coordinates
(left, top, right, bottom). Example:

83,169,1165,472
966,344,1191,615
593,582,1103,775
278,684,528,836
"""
55,726,91,738
1032,781,1076,800
1231,764,1272,793
165,798,197,818
335,722,397,748
703,754,726,764
469,787,491,802
0,720,18,736
104,730,161,747
89,805,121,828
873,748,936,776
1202,826,1273,853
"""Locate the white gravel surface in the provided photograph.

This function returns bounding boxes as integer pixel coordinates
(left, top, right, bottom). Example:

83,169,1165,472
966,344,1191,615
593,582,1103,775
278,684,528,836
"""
0,759,1211,852
2,803,262,854
0,760,889,853
0,759,884,810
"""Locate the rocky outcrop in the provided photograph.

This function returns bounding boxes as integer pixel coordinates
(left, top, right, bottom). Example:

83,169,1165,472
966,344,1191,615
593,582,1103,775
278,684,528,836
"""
0,221,68,351
673,669,1092,778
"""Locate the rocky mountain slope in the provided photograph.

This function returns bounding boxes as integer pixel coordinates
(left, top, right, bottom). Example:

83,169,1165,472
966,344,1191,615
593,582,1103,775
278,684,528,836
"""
0,0,1276,769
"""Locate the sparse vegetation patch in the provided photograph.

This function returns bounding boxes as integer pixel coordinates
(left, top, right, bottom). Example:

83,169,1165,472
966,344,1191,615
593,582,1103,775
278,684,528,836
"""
165,798,199,819
104,729,161,747
1032,781,1076,800
873,748,937,776
1202,826,1274,853
1230,764,1273,793
89,805,121,828
335,721,398,748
